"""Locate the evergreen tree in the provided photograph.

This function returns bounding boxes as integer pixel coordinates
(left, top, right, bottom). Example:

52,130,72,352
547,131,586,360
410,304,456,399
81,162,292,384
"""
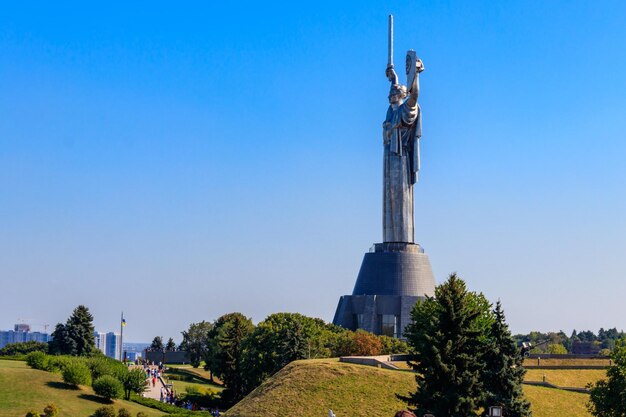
67,305,96,356
49,305,95,356
206,312,254,403
402,274,492,417
482,301,532,417
165,337,176,351
149,336,164,351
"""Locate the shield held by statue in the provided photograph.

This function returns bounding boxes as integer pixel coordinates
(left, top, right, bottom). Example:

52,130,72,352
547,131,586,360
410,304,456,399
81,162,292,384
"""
406,50,418,92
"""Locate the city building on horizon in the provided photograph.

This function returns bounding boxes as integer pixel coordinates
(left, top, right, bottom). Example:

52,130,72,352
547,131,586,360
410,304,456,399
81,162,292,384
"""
93,331,122,360
93,331,106,354
0,324,51,349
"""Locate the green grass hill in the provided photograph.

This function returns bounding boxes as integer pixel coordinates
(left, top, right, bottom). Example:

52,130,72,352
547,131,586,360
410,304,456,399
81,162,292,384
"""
224,359,595,417
0,359,163,417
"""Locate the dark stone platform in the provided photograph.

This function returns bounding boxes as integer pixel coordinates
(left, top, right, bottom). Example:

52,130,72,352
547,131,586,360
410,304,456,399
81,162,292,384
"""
332,242,435,339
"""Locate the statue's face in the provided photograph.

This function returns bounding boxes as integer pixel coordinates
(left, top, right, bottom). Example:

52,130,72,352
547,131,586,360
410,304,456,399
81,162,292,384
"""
388,88,405,104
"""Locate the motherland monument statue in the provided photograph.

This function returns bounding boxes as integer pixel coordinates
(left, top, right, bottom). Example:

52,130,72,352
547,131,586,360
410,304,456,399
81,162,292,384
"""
333,15,435,339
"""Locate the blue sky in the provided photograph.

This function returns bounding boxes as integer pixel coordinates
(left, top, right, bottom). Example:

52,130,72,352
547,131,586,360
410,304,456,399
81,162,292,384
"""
1,1,625,342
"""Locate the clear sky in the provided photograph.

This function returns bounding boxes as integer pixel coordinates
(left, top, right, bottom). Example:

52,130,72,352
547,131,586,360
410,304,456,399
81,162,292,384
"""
1,1,625,343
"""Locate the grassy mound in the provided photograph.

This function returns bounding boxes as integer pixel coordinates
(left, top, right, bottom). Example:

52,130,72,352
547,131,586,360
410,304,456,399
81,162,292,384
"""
224,359,594,417
224,359,415,417
0,360,162,417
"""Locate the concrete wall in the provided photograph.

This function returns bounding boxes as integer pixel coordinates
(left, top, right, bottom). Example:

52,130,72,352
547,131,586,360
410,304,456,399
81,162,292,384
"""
143,350,189,364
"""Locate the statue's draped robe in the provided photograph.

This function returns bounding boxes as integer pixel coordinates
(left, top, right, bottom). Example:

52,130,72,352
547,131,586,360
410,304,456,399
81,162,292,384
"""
383,98,421,243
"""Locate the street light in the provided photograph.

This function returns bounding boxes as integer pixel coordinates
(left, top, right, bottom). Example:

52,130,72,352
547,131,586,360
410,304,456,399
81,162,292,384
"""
489,406,503,417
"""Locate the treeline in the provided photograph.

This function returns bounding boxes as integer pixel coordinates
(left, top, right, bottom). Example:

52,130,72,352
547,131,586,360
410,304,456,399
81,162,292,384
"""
177,312,409,404
147,336,177,352
513,328,625,354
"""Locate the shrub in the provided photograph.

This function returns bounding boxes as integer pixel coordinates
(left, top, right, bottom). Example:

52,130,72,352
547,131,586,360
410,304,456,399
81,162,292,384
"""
47,356,73,373
86,356,127,381
184,385,201,395
25,411,40,417
117,408,131,417
26,351,49,370
93,375,123,400
136,413,148,417
43,403,59,417
93,406,116,417
0,341,48,356
62,360,91,387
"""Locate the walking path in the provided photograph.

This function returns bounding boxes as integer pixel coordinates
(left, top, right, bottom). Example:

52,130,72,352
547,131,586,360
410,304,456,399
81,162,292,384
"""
135,366,168,400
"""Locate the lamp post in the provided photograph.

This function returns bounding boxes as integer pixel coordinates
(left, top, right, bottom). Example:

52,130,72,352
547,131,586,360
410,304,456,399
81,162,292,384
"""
489,406,503,417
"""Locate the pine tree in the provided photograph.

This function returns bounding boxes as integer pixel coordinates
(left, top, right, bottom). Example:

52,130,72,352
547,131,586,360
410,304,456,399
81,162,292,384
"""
49,305,95,356
67,305,95,356
207,312,254,403
149,336,164,351
165,337,176,351
482,301,532,417
402,274,492,417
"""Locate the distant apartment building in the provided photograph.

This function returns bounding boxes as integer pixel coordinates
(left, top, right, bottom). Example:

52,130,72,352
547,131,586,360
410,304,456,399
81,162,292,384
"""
92,331,122,360
0,324,51,349
93,331,107,354
105,332,121,360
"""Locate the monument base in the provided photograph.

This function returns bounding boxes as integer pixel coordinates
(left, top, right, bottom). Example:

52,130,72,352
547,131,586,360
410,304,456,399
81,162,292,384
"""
332,242,435,339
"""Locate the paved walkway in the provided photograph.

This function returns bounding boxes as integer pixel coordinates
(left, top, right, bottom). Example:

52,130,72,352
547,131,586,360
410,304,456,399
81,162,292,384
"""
136,367,168,400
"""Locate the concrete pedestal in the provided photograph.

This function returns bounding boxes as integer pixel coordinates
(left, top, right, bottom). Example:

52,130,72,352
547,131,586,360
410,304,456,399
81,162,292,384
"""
332,242,435,339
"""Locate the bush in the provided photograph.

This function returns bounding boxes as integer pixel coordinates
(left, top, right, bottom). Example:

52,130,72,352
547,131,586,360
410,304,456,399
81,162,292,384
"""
43,403,59,417
26,352,49,370
86,356,127,381
136,413,148,417
93,375,123,400
117,408,131,417
93,406,116,417
0,341,48,356
62,360,91,387
47,356,73,373
184,385,201,395
25,411,40,417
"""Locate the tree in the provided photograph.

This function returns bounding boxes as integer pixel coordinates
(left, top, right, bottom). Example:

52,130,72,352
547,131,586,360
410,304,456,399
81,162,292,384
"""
379,335,410,355
481,301,531,417
548,344,567,354
49,305,95,356
206,312,254,403
352,330,384,356
588,339,626,417
149,336,163,351
120,368,148,400
180,321,213,368
48,323,74,355
165,337,176,351
401,274,493,417
242,313,330,389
